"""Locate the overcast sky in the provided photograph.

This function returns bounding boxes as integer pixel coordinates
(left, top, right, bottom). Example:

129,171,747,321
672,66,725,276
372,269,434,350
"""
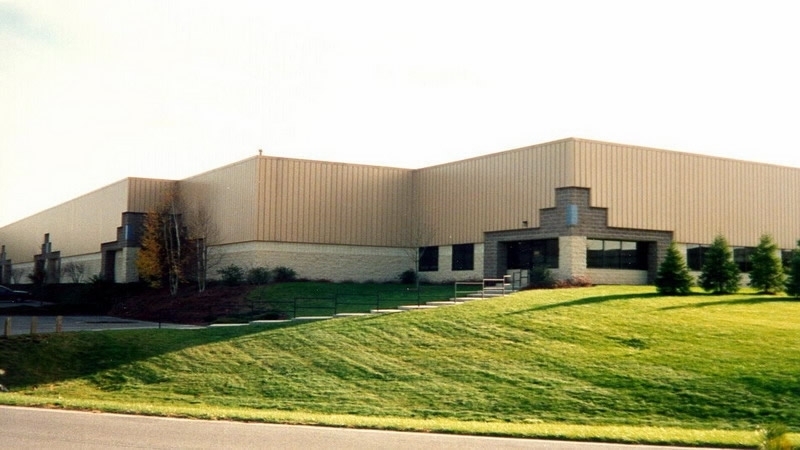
2,1,798,227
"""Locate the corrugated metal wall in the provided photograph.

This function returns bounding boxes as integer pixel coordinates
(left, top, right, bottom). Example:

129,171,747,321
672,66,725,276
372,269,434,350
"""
180,158,259,245
4,138,800,265
0,178,178,264
571,139,800,248
0,180,131,263
255,157,413,247
414,140,571,246
126,178,179,213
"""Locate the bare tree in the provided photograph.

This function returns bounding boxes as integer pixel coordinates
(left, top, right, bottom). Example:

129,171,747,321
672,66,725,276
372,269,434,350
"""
61,262,87,283
135,185,192,296
185,203,221,293
10,268,26,284
403,223,437,291
162,186,187,296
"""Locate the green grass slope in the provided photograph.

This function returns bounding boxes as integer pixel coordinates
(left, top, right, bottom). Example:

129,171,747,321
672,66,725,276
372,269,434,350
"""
1,285,798,446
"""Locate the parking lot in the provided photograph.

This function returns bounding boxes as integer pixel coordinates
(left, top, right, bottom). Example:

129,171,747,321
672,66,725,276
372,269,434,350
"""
1,301,201,336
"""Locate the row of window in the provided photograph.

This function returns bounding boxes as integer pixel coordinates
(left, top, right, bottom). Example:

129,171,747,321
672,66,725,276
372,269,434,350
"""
687,244,795,273
419,243,474,272
420,239,793,273
586,239,649,270
422,238,649,272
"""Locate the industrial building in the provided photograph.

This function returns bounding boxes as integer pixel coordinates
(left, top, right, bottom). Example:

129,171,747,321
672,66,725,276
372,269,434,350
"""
2,138,799,286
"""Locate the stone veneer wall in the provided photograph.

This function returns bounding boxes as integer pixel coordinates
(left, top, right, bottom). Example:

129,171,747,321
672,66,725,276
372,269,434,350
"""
485,187,673,284
418,243,485,284
115,247,139,283
586,268,650,285
554,235,587,281
212,241,414,283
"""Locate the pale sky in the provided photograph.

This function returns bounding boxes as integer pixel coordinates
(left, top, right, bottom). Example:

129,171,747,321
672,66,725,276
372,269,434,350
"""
2,1,798,227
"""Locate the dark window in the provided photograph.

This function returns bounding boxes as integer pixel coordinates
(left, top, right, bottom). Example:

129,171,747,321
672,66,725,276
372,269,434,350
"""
587,239,648,270
686,244,708,271
782,250,795,269
506,239,558,270
452,243,474,271
734,247,754,273
419,246,439,272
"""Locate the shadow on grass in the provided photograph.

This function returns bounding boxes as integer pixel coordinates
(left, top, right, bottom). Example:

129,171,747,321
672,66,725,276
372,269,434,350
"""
0,321,298,390
659,295,796,311
509,292,662,315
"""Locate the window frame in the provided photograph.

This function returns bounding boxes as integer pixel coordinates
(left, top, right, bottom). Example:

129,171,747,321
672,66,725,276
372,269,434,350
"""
451,243,475,271
418,246,439,272
586,239,648,270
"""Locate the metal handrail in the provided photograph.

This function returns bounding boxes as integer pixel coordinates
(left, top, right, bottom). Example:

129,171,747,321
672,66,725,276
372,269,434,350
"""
455,275,512,299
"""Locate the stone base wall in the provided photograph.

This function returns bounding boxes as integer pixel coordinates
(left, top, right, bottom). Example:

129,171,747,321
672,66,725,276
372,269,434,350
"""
418,243,485,284
116,247,139,283
6,262,35,284
586,268,649,285
212,241,414,283
554,236,587,281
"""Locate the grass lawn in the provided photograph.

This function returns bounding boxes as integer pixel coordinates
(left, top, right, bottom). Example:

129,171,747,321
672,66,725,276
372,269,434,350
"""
242,281,481,317
1,285,798,447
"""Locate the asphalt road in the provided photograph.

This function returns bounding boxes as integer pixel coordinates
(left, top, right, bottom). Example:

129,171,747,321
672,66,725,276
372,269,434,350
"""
0,406,726,450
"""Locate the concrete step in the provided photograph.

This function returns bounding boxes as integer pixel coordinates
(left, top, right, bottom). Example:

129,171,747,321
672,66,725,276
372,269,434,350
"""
425,301,460,306
397,304,440,311
449,296,480,302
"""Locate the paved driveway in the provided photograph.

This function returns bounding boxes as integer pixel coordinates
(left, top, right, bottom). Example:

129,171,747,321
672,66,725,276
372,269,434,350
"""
1,314,201,336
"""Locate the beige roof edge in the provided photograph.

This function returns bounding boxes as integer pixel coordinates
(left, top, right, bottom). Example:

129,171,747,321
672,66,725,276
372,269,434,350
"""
0,177,181,228
415,137,579,171
177,136,800,181
571,137,800,170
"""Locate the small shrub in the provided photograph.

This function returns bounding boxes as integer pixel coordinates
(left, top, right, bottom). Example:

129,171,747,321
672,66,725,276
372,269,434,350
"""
655,241,694,295
217,264,245,286
555,275,593,288
528,265,556,289
699,234,740,294
399,269,417,285
784,242,800,298
246,266,271,285
272,266,297,283
749,234,786,294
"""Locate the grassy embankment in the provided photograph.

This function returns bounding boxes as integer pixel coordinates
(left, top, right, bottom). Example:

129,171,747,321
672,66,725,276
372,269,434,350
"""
1,284,799,447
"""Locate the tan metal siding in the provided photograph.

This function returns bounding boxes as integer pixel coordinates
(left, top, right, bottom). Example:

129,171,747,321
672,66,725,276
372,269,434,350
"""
572,139,800,248
180,158,259,245
126,178,179,213
0,180,131,263
253,157,412,247
415,140,571,245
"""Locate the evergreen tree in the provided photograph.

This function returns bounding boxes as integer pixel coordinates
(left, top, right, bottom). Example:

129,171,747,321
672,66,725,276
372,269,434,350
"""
786,241,800,298
698,234,740,294
748,234,785,294
655,242,694,295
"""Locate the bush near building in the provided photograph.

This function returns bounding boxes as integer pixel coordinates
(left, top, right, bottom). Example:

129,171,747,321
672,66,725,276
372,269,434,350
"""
748,234,786,294
698,235,741,294
655,242,693,296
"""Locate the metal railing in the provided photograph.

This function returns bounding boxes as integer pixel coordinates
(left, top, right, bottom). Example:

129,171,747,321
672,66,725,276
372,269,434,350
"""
454,275,512,299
